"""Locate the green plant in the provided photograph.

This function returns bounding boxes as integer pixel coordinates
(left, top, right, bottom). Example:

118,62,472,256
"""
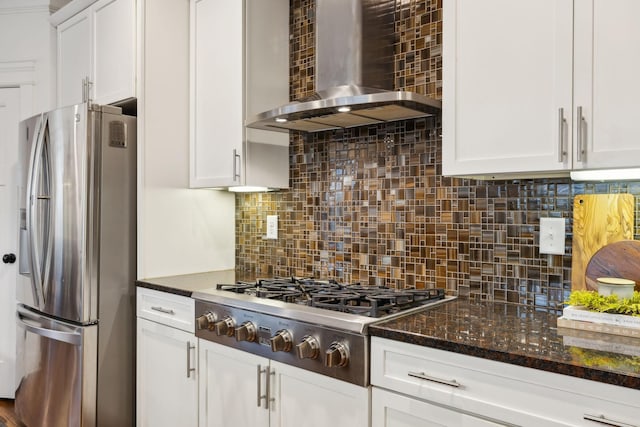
566,290,640,316
568,346,640,370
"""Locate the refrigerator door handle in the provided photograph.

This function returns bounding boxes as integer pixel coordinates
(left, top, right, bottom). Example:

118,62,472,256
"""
26,115,49,309
17,306,82,346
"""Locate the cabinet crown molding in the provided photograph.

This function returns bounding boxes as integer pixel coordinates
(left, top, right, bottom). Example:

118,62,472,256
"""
49,0,95,25
0,0,55,14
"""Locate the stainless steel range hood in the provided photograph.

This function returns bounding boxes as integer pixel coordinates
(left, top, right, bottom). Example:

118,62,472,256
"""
246,0,441,133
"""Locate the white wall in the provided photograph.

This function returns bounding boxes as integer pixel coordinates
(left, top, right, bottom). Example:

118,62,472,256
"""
0,0,57,117
0,0,235,279
137,0,235,279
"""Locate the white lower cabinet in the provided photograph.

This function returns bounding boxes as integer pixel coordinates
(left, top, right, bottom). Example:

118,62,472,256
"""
198,339,370,427
136,288,198,427
198,339,268,427
269,359,369,427
372,387,501,427
371,337,640,427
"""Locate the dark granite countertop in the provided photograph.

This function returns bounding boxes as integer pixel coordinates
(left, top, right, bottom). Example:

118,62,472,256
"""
136,269,257,297
369,298,640,389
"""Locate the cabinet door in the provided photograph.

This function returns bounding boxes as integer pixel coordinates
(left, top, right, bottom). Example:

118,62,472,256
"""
574,0,640,169
57,9,92,107
244,0,290,189
269,361,370,427
372,388,502,427
92,0,135,104
443,0,573,178
190,0,244,188
199,340,269,427
137,318,198,427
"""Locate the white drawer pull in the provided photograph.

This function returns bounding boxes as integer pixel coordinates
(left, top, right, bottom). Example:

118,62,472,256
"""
408,371,461,388
584,414,637,427
151,306,175,315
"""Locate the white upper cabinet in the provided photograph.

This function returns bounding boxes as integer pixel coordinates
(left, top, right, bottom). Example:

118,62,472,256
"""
573,0,640,169
189,0,289,189
190,0,243,188
443,0,640,179
53,0,135,107
57,9,92,108
92,0,135,104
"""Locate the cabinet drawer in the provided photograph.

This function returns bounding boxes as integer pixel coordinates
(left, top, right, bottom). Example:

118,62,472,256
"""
136,287,194,332
372,387,503,427
371,337,640,427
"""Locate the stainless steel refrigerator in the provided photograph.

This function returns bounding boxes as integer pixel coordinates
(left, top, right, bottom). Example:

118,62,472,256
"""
15,103,136,427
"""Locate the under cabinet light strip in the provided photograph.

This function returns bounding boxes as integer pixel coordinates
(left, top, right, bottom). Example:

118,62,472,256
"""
570,168,640,181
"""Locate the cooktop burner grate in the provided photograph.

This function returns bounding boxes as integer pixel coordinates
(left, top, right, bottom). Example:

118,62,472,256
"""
216,278,445,318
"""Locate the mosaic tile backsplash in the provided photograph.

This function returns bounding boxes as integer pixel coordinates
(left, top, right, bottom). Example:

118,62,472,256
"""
235,0,640,310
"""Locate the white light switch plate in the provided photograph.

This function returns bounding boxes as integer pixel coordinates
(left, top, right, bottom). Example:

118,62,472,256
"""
539,217,565,255
266,215,278,239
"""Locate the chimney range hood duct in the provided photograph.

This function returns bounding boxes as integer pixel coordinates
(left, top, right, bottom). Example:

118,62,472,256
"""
246,0,441,133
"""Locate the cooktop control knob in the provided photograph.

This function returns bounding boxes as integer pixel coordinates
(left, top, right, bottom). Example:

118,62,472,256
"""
296,335,319,360
196,311,217,330
235,321,257,342
214,316,235,337
270,330,293,352
325,342,349,368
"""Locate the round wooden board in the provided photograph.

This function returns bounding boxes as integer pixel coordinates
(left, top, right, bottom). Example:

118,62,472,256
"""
584,240,640,291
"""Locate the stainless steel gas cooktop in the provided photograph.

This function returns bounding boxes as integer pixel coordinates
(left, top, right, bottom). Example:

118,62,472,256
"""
217,277,446,318
193,277,454,386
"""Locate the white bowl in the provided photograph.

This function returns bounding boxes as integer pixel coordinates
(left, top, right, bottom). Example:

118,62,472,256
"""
596,277,636,299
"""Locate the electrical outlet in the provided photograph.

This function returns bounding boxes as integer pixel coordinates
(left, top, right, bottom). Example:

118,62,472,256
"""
539,217,565,255
266,215,278,239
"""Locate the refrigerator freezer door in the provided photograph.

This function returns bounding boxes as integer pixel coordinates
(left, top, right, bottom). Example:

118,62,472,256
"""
17,114,44,310
21,103,99,323
15,304,97,427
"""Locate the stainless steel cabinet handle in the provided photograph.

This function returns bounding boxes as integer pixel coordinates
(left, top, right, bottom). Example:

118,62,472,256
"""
82,77,93,103
186,342,195,378
583,414,637,427
558,107,567,162
232,149,241,182
257,365,275,409
268,367,275,409
408,371,461,388
576,106,586,162
264,365,270,410
150,306,175,315
257,365,267,408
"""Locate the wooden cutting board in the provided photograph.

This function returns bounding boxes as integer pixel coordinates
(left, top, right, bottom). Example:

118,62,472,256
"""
571,194,635,290
585,240,640,291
